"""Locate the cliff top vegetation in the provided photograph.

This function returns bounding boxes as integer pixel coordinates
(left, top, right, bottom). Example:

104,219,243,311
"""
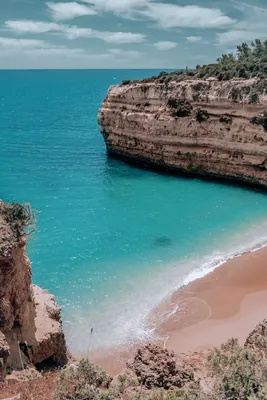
121,39,267,85
0,201,36,257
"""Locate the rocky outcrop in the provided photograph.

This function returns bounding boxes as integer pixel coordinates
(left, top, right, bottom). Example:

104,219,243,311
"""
0,202,67,378
126,343,194,389
245,318,267,355
98,77,267,187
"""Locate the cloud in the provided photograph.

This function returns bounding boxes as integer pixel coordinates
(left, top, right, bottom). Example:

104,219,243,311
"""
5,20,62,33
0,37,49,49
216,30,262,45
153,41,176,51
108,48,141,57
47,2,97,21
65,27,145,43
186,36,202,43
216,2,267,47
137,4,235,28
80,0,148,14
5,19,146,43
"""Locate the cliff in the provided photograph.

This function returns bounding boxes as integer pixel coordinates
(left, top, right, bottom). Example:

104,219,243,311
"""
98,77,267,187
0,202,67,379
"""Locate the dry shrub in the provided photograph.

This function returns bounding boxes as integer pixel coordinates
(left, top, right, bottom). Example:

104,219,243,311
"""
207,338,267,399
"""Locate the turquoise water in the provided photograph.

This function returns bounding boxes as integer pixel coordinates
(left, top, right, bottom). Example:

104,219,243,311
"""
1,70,267,354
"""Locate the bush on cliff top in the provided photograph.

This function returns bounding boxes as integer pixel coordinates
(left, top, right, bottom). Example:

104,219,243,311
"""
130,39,267,84
0,202,36,238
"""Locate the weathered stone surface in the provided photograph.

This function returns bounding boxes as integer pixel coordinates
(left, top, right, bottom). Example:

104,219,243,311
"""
0,331,10,380
98,78,267,188
126,343,194,389
245,318,267,354
0,203,67,376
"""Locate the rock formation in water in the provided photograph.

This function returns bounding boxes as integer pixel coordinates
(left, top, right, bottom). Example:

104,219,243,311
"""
98,39,267,187
0,201,67,379
98,76,267,187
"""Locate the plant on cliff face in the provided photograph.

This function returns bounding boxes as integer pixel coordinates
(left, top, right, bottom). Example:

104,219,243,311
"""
249,93,259,104
53,359,112,400
194,109,209,123
251,112,267,132
207,338,267,399
167,99,193,117
0,202,36,239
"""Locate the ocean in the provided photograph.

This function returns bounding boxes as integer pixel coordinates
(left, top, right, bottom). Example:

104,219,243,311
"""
1,69,267,355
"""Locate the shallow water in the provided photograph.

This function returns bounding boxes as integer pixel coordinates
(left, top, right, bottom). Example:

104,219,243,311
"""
1,69,267,354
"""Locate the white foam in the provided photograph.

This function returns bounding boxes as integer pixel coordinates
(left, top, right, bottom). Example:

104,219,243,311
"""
64,219,267,355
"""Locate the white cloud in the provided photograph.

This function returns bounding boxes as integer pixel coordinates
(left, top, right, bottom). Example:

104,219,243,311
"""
216,2,267,47
0,37,49,49
108,48,141,57
63,26,145,43
5,20,62,33
138,4,235,28
47,2,97,21
216,30,261,45
153,41,176,51
186,36,202,43
5,19,146,44
80,0,148,13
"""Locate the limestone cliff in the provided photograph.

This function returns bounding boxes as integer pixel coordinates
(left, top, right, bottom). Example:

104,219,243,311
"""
0,202,67,379
98,77,267,187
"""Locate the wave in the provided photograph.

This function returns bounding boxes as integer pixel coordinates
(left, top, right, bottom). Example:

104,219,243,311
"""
64,219,267,356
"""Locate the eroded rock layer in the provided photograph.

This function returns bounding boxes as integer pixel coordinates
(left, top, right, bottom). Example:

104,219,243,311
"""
0,203,67,378
98,78,267,187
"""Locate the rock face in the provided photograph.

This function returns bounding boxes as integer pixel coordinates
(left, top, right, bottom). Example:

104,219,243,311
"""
98,77,267,187
245,318,267,354
0,204,67,378
126,344,194,389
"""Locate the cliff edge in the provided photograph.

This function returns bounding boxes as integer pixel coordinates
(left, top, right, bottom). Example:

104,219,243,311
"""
98,39,267,188
98,76,267,187
0,201,67,379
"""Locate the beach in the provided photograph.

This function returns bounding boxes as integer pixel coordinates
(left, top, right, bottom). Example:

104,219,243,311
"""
94,244,267,375
154,244,267,352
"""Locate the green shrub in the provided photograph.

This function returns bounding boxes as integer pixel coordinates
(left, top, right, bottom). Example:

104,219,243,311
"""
167,99,192,117
53,359,112,400
121,80,131,85
251,112,267,131
249,92,259,104
192,92,201,101
207,338,267,399
195,109,209,123
0,202,36,238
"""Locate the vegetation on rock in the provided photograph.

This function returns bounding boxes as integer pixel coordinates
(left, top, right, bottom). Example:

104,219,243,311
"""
167,99,192,117
0,202,36,239
251,112,267,132
52,335,267,400
121,39,267,86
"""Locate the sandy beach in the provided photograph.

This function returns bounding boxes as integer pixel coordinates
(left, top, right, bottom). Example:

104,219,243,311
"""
94,244,267,375
154,244,267,352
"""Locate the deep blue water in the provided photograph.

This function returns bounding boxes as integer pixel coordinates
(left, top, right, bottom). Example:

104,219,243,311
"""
1,69,267,354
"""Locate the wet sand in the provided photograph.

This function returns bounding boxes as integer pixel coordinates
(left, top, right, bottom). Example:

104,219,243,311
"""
93,245,267,375
155,245,267,352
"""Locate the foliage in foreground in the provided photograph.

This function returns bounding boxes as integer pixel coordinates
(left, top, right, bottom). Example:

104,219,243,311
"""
53,337,267,400
208,338,267,399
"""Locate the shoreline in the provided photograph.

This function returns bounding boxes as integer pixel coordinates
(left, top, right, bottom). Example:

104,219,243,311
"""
92,243,267,376
153,244,267,353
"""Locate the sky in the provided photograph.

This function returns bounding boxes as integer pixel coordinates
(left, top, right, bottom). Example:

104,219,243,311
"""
1,0,267,69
